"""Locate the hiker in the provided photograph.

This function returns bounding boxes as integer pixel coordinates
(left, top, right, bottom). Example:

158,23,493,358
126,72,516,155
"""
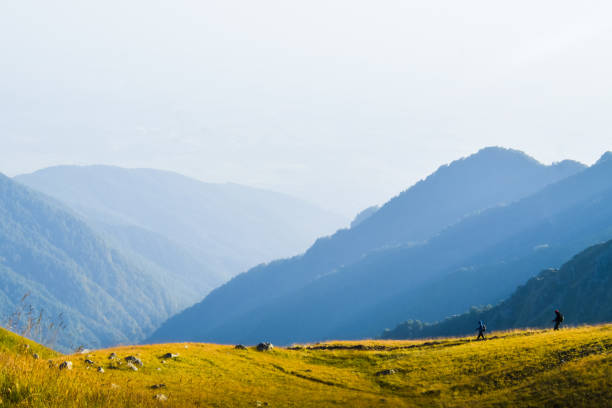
552,309,564,330
476,320,486,340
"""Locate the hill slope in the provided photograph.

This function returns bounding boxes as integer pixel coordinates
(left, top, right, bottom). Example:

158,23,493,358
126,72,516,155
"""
236,151,612,345
382,238,612,339
1,325,610,407
149,147,586,344
0,326,59,359
15,165,347,297
0,173,188,351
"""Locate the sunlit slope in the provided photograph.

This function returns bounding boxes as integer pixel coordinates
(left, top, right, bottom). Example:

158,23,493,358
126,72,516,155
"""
0,326,59,359
1,325,610,407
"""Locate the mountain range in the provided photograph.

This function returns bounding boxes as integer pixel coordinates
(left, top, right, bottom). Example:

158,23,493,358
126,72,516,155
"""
2,167,345,350
0,173,178,351
381,237,612,339
5,147,611,351
15,166,347,304
148,147,600,345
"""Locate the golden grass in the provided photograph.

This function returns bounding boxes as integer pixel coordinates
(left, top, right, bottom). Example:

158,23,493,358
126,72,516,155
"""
0,327,58,360
0,325,610,407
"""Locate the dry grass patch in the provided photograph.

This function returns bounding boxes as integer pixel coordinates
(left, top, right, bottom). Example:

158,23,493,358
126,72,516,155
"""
0,325,610,407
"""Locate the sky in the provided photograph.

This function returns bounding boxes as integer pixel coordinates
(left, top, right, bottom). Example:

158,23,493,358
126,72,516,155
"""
1,1,611,217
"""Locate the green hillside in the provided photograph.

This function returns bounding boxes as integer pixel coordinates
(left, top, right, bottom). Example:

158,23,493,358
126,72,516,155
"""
383,238,612,340
0,173,182,351
0,326,58,359
15,165,347,293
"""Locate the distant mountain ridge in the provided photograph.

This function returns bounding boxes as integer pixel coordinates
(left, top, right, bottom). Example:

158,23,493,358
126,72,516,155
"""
382,237,612,339
148,147,588,344
0,173,183,351
16,166,347,304
238,151,612,344
327,151,612,339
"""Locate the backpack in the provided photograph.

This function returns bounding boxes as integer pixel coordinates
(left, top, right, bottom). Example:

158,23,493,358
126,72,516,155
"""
558,313,564,322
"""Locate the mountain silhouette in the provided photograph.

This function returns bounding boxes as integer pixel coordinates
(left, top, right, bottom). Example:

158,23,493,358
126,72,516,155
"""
148,147,587,344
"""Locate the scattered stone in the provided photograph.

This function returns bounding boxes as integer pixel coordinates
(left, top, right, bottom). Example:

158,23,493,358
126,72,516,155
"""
125,356,143,366
84,359,95,365
108,352,117,360
375,369,396,376
32,353,40,360
161,353,179,359
97,366,105,373
256,342,274,352
153,394,168,401
126,362,139,371
161,360,167,364
110,383,120,389
150,383,167,389
59,361,73,370
234,344,247,350
184,345,189,349
255,401,269,407
156,367,162,371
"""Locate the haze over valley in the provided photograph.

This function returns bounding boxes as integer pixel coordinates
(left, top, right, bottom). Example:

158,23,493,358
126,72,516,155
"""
1,2,612,406
2,147,612,352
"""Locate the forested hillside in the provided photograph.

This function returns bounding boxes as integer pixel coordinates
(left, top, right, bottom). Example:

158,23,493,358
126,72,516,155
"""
0,173,185,351
382,237,612,339
16,166,347,302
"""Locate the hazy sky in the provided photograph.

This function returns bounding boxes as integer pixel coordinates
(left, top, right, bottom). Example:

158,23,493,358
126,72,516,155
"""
1,1,611,217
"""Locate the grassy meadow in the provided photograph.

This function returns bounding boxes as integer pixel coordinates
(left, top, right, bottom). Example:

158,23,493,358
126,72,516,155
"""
0,324,610,407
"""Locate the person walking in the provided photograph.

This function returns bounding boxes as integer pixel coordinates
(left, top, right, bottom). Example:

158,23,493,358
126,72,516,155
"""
552,310,564,330
476,320,486,340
